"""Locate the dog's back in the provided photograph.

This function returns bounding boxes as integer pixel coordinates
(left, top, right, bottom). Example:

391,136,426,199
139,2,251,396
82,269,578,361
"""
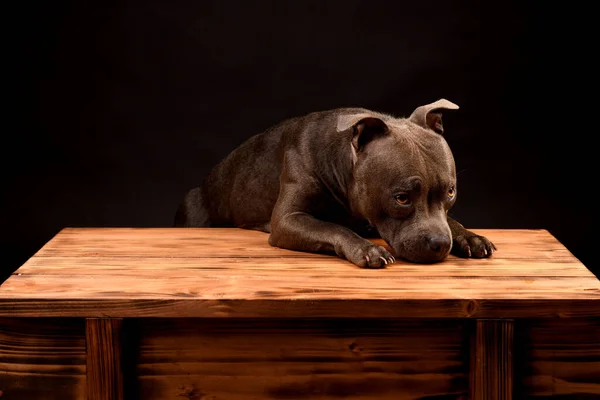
174,107,375,230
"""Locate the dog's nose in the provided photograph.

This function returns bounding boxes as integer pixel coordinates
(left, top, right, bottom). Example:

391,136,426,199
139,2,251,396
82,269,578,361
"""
427,235,451,254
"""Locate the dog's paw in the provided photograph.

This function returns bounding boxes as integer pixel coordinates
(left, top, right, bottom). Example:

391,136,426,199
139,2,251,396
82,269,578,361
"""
452,232,496,258
348,244,395,268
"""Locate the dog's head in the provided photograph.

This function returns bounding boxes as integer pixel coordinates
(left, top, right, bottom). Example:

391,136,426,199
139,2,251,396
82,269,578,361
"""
338,99,459,263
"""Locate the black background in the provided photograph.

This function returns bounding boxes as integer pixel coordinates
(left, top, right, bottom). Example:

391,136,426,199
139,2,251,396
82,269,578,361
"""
3,1,598,281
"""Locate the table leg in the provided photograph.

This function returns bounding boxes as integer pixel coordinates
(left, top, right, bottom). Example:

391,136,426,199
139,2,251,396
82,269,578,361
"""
470,319,514,400
86,318,124,400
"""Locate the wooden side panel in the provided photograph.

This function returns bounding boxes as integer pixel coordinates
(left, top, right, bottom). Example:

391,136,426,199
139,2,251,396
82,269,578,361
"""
133,318,470,399
86,318,123,400
515,318,600,398
470,319,513,400
0,318,86,400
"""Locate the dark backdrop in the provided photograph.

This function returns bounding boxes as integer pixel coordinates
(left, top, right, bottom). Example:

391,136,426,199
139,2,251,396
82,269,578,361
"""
4,1,598,281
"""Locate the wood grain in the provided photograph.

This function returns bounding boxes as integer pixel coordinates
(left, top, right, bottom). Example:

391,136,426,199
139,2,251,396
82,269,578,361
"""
86,318,123,400
1,228,598,398
470,319,514,399
32,228,579,261
0,299,599,319
14,257,597,277
133,318,470,400
0,318,86,400
515,318,600,397
0,228,598,318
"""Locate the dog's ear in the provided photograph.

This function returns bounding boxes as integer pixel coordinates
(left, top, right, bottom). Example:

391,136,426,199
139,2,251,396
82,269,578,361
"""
409,99,459,134
337,114,389,153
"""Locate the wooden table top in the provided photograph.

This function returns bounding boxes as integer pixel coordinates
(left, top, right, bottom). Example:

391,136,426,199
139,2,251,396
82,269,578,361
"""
0,228,598,318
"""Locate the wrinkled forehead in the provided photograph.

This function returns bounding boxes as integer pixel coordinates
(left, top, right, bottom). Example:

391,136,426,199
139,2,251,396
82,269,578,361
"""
365,119,456,185
392,119,454,164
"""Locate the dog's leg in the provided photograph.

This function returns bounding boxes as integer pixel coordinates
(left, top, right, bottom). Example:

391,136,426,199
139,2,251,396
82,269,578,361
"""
270,212,395,268
447,216,496,258
269,183,395,268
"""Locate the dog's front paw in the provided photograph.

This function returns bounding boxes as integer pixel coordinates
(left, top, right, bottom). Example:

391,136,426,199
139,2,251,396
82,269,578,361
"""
347,244,395,268
452,231,496,258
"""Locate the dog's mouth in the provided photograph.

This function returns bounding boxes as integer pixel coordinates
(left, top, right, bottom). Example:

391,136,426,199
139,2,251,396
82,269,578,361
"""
396,249,450,264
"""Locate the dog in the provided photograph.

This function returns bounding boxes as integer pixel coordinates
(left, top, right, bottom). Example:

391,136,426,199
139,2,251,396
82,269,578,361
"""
175,99,496,268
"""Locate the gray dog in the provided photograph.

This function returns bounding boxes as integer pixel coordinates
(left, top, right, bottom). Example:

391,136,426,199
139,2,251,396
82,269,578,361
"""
175,99,496,268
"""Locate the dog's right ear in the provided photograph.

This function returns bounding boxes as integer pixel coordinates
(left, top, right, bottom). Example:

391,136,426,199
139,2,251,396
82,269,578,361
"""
409,99,459,134
337,114,389,153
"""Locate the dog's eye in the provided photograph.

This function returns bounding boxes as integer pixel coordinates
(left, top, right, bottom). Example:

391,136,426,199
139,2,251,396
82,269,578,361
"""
448,186,456,199
394,193,410,205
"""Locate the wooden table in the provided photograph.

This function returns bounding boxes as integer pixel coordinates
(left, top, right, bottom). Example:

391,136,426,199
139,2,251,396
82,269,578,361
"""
0,228,599,399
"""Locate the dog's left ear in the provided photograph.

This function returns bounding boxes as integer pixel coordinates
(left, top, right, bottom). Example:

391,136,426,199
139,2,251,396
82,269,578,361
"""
409,99,459,134
337,113,389,153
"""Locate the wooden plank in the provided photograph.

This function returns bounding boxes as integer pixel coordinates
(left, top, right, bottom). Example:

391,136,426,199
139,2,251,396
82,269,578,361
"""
0,318,86,400
470,319,514,399
86,318,124,400
14,256,598,277
133,318,470,399
515,318,600,397
1,274,598,300
0,299,598,319
32,228,578,261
